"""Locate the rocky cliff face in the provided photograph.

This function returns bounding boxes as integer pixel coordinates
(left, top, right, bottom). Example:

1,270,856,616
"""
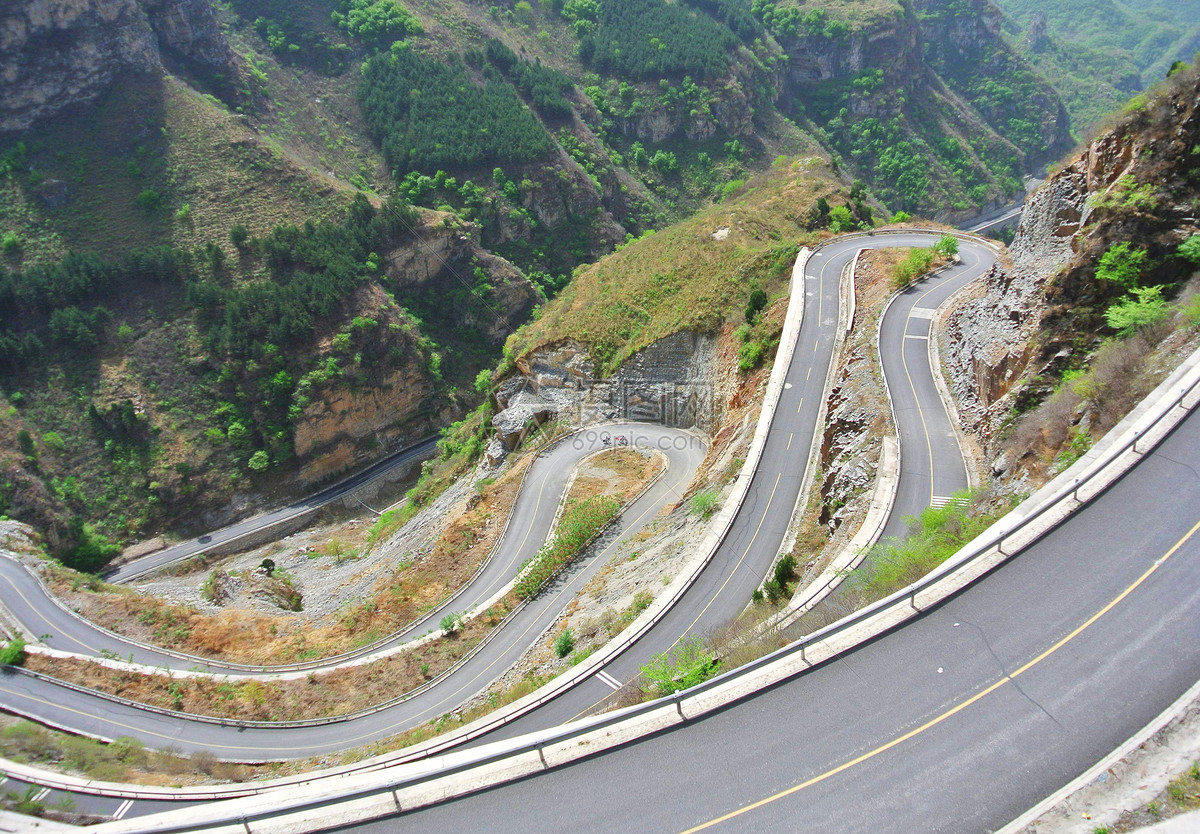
943,65,1200,468
287,222,539,484
913,0,1071,166
491,331,725,450
0,0,235,133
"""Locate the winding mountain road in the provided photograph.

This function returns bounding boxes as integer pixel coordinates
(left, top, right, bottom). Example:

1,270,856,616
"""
375,381,1200,834
103,436,440,584
0,231,1018,825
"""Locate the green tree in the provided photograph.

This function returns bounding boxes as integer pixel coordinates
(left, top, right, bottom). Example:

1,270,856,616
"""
1178,235,1200,268
1096,242,1148,289
744,288,768,323
230,224,250,249
1105,285,1168,336
247,450,271,471
828,205,855,233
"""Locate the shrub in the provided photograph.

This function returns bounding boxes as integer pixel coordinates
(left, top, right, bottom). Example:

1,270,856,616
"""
229,224,250,249
136,189,162,212
41,431,66,453
763,554,797,602
744,289,768,324
65,522,120,573
260,558,275,575
737,339,766,372
1096,242,1148,289
933,234,959,257
891,210,911,223
690,489,719,519
1179,234,1200,268
0,636,27,666
515,496,620,598
1106,285,1168,336
554,628,574,658
828,205,855,233
440,612,461,634
892,247,936,287
639,636,719,696
247,450,270,471
1,232,20,254
16,429,36,459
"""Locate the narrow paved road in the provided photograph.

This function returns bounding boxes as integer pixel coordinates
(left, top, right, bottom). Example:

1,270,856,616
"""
0,427,696,676
0,233,1000,822
350,355,1200,834
878,243,989,537
103,437,439,584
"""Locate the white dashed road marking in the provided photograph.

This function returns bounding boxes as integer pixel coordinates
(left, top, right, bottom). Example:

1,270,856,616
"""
596,671,622,690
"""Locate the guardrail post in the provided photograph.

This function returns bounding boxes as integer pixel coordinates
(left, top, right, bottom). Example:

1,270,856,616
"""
537,743,548,768
391,788,402,812
1132,430,1142,455
909,590,919,611
240,816,252,834
1072,478,1081,504
674,692,685,721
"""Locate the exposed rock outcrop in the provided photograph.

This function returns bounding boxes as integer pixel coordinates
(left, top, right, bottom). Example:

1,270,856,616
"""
491,331,723,448
943,64,1200,461
0,0,236,133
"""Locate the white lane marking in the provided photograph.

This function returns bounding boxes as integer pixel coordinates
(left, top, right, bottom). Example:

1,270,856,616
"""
930,495,953,508
908,307,936,319
0,777,8,789
904,334,929,340
596,670,622,690
113,799,134,820
32,787,50,802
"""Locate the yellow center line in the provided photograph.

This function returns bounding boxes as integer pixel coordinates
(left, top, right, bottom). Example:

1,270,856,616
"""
795,397,804,415
567,472,786,723
668,473,783,652
786,433,793,451
679,514,1200,833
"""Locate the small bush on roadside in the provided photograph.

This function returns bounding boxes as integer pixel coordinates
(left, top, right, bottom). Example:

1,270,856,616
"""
639,636,719,696
690,489,719,519
0,637,27,665
440,612,461,633
554,628,574,658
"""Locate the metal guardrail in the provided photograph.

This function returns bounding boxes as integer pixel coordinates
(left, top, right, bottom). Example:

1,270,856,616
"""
105,330,1200,834
10,430,588,678
1,230,1005,806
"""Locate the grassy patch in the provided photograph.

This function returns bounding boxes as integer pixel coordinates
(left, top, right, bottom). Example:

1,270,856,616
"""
503,160,838,377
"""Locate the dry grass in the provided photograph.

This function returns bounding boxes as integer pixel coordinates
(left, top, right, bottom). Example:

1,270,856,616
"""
25,596,516,723
50,454,535,664
506,159,842,376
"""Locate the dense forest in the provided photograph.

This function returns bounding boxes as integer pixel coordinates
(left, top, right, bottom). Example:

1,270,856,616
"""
0,0,1098,565
359,45,556,174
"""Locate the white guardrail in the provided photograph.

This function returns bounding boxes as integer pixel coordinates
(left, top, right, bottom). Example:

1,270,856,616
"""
88,299,1200,834
3,231,1004,811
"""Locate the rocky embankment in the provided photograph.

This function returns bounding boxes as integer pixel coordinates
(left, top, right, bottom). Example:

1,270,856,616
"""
943,65,1200,487
490,330,730,452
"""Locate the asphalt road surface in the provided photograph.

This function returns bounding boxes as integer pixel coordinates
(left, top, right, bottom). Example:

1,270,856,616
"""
354,351,1200,834
103,437,439,584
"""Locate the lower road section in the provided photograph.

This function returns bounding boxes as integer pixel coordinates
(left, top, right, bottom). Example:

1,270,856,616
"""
357,363,1200,833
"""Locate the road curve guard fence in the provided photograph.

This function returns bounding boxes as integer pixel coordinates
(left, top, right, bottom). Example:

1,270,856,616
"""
82,241,1200,831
